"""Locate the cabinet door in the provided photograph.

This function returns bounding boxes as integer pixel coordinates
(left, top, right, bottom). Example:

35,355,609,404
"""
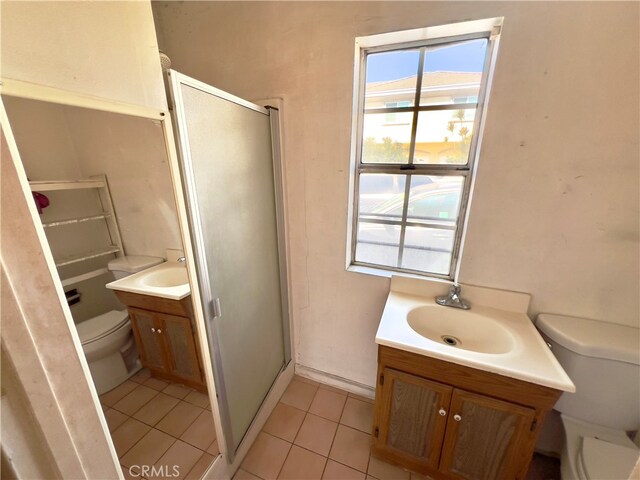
158,313,202,384
129,309,165,371
439,389,535,480
375,368,452,472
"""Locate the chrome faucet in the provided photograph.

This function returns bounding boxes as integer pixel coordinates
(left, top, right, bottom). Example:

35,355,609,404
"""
436,283,470,310
177,256,186,264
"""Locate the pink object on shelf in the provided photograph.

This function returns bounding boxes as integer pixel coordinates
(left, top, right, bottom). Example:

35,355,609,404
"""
32,191,50,214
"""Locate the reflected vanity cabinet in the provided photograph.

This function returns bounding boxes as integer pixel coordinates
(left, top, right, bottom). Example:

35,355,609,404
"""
114,290,206,392
372,346,562,480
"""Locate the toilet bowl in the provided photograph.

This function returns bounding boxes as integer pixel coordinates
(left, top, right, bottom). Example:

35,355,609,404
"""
77,309,138,394
561,414,639,480
536,314,640,480
76,253,164,394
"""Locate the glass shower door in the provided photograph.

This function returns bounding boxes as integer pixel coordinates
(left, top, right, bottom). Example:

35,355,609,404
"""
169,71,289,458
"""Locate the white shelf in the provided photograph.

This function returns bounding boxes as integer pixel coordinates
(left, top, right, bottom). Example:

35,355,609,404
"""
60,267,110,287
42,212,112,228
33,175,125,278
55,246,120,268
29,179,106,191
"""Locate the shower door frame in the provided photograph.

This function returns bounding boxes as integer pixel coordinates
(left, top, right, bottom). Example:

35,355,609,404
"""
167,70,293,464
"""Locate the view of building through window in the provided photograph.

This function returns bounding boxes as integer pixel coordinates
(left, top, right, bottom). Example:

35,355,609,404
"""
350,30,498,278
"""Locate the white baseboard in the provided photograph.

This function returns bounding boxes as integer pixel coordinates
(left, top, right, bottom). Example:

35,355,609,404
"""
295,364,375,400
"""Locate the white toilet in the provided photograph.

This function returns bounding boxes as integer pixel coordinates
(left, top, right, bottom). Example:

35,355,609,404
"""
77,255,163,394
536,314,640,480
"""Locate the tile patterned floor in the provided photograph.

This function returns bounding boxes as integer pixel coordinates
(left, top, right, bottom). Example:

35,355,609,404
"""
236,375,558,480
104,371,557,480
99,369,218,480
235,375,420,480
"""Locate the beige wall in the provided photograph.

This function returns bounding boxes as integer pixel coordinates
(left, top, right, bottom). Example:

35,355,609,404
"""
154,1,639,387
0,0,166,111
66,107,182,258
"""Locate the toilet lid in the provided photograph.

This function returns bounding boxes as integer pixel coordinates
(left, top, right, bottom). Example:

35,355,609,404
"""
77,310,129,343
580,436,640,480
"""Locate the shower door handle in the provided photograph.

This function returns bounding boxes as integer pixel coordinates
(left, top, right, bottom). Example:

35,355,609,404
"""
212,298,222,319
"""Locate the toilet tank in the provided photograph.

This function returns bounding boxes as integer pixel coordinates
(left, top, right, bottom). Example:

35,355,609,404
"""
536,314,640,431
107,255,163,279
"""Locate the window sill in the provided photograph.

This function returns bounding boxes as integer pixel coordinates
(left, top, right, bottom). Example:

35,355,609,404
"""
346,263,452,285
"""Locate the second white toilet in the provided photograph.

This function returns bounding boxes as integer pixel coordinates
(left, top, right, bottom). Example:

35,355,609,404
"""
536,314,640,480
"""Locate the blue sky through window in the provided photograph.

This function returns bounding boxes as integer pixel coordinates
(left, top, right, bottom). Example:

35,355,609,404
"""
366,39,487,83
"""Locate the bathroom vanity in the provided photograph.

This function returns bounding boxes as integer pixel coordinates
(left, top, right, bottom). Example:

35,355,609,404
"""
106,261,206,391
373,345,560,479
373,277,575,480
114,290,206,391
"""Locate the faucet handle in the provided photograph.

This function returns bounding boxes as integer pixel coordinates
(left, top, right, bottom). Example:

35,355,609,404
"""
177,256,186,264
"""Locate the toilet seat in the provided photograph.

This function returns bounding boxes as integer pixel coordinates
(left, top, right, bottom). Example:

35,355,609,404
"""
77,310,129,344
560,414,640,480
578,436,639,480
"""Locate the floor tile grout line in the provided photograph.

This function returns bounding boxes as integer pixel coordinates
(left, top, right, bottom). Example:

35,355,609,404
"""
111,421,153,459
274,440,294,480
128,389,181,427
366,451,373,477
246,431,292,480
290,409,310,445
118,427,175,465
111,383,161,417
177,404,213,447
331,423,371,475
320,407,341,477
181,449,211,480
156,399,206,439
112,402,207,461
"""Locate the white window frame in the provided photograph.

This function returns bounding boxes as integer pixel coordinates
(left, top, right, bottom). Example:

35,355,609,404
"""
346,17,503,281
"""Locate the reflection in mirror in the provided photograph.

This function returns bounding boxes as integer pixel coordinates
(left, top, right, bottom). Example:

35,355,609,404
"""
2,96,218,479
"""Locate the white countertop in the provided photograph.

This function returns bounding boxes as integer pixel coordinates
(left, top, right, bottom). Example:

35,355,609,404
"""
376,277,575,392
106,261,190,300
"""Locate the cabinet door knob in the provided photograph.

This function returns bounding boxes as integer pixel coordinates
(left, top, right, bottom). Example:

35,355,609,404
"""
438,408,447,416
151,327,156,333
157,329,162,334
453,414,462,422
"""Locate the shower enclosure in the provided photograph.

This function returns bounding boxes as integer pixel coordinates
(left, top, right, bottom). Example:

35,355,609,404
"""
168,71,291,460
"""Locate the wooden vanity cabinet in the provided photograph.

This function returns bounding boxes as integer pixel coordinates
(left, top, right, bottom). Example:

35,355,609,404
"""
372,346,561,480
114,291,206,392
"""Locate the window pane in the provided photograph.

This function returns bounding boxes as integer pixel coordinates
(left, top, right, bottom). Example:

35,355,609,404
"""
401,226,454,274
420,39,488,106
364,50,420,109
359,174,407,222
413,109,476,164
407,176,464,226
356,222,400,268
362,112,412,164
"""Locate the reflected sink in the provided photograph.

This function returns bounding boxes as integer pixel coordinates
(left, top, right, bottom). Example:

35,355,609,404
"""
407,305,515,354
106,261,190,300
140,266,188,288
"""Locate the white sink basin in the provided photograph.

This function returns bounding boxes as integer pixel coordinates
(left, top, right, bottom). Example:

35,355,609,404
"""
139,266,189,288
407,305,516,354
106,261,190,300
375,276,575,392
